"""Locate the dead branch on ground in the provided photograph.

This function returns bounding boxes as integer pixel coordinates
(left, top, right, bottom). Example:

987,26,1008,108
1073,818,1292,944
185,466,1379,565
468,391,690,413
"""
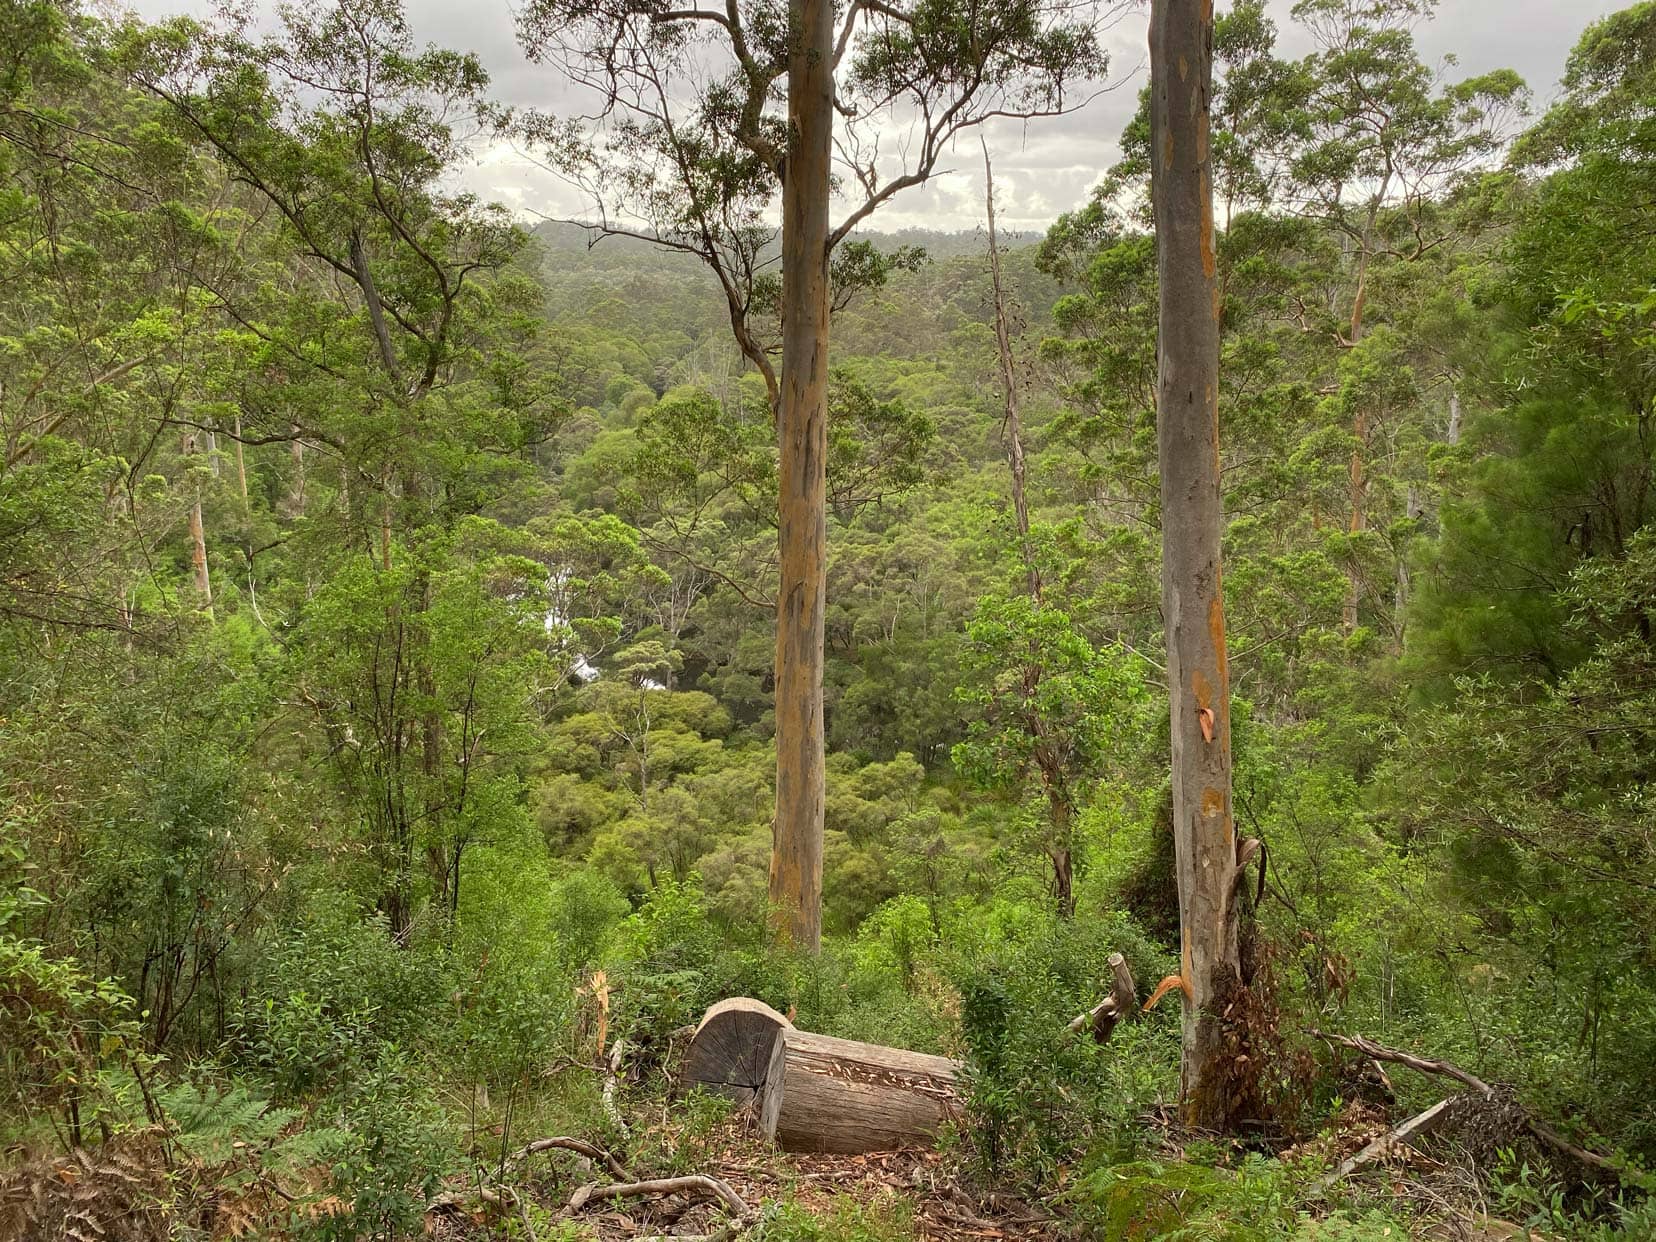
567,1173,750,1217
1307,1029,1628,1182
504,1135,630,1180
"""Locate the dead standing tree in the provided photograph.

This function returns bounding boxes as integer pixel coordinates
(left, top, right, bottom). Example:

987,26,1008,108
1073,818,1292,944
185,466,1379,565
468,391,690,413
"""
518,0,1117,950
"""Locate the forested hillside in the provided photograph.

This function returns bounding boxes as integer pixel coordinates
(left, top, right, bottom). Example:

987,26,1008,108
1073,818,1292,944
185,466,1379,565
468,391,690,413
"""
2,0,1654,1238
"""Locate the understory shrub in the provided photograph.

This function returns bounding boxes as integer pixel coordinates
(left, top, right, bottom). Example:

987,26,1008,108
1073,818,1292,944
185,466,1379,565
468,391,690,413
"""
950,903,1178,1182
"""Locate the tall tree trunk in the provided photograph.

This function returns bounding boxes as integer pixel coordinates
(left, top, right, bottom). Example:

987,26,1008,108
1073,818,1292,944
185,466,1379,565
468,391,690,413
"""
984,142,1041,604
988,145,1070,917
286,429,306,518
183,433,213,616
381,473,394,570
769,0,833,952
1150,0,1244,1132
403,470,446,913
232,413,249,503
188,498,212,609
1344,407,1366,631
1043,777,1076,919
1340,201,1382,632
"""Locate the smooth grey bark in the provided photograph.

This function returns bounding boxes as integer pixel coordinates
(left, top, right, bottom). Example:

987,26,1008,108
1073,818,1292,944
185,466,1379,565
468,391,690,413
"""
1149,0,1248,1131
183,432,213,615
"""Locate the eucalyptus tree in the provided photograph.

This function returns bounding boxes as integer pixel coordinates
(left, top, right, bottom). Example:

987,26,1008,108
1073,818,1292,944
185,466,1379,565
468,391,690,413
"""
124,0,561,933
1149,0,1266,1132
125,0,546,546
952,595,1145,917
1408,1,1656,685
0,0,247,640
1286,0,1526,631
518,0,1112,947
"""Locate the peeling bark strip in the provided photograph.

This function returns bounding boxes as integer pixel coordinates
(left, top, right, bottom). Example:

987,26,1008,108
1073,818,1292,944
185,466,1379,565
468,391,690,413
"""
769,0,834,953
1149,0,1246,1130
761,1028,961,1153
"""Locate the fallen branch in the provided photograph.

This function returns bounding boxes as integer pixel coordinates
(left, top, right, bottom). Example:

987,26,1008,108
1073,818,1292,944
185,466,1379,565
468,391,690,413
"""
1307,1029,1628,1182
1307,1029,1491,1096
505,1135,630,1181
1526,1116,1627,1180
567,1173,749,1218
632,1223,752,1242
929,1201,1007,1233
1312,1098,1452,1192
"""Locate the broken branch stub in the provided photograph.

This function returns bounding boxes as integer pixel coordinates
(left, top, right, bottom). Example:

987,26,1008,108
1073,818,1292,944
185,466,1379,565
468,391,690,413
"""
1067,952,1139,1045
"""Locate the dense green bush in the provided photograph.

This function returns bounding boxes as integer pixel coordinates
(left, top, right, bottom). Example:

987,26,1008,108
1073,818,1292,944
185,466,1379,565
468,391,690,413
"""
950,902,1178,1181
312,1057,457,1242
229,900,451,1099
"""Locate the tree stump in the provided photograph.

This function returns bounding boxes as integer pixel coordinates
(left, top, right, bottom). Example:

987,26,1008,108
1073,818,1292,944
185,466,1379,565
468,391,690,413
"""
760,1028,961,1153
681,997,792,1107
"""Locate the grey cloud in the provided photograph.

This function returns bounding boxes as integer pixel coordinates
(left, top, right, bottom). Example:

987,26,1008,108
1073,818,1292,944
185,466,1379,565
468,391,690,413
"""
127,0,1626,230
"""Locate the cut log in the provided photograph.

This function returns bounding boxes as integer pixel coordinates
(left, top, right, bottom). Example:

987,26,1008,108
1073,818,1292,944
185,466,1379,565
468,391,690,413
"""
682,997,792,1107
760,1028,961,1153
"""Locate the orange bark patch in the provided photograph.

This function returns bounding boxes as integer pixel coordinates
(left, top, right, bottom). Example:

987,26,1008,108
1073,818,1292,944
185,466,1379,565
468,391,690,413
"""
1201,787,1224,818
1191,668,1212,710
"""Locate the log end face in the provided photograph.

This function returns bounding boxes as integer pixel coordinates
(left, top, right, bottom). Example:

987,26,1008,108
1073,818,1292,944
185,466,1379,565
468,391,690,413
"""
683,997,794,1101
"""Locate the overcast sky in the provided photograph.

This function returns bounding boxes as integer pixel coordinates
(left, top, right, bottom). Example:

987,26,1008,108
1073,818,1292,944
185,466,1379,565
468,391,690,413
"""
127,0,1622,233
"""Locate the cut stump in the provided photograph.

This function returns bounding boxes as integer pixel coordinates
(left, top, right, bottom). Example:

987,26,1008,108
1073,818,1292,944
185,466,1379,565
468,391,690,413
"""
681,997,792,1108
760,1027,961,1153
